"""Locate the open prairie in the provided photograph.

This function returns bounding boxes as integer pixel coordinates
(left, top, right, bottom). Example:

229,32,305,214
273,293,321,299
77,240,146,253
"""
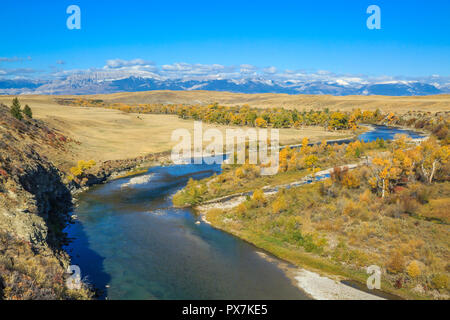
0,94,353,164
63,91,450,113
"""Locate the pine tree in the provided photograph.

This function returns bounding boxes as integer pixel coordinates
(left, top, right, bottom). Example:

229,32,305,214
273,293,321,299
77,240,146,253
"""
23,104,33,118
10,97,23,120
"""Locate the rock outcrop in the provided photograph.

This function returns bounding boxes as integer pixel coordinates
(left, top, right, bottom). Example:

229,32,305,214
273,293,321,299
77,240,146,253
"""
0,103,90,299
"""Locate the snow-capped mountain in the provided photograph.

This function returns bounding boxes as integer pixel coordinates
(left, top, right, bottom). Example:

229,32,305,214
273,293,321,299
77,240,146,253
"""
0,74,447,96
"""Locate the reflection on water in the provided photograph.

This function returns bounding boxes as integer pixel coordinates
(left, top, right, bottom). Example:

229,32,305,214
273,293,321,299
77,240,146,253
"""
65,126,425,300
357,125,424,142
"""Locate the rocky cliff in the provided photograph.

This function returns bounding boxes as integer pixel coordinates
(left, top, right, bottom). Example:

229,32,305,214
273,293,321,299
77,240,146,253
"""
0,103,90,299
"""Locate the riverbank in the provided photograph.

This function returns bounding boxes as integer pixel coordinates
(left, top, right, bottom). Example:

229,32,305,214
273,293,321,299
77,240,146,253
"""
255,251,386,300
201,206,422,300
194,164,397,300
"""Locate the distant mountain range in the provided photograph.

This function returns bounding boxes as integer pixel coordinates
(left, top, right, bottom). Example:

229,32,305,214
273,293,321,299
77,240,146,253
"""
0,75,448,96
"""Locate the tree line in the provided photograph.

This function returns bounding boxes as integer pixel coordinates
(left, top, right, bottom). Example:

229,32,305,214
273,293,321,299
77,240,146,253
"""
110,102,386,131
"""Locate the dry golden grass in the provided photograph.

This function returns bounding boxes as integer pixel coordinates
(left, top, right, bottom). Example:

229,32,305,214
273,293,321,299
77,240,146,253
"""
2,90,447,164
0,95,350,164
71,91,449,113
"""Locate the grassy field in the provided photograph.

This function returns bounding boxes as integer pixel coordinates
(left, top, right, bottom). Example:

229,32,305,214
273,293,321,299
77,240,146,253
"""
1,91,448,166
0,95,352,165
48,91,450,113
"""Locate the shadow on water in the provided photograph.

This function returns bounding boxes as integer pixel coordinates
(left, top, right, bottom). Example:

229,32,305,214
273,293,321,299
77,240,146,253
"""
65,219,111,299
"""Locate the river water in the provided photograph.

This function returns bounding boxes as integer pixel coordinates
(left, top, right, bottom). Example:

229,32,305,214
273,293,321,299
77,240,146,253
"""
65,125,424,300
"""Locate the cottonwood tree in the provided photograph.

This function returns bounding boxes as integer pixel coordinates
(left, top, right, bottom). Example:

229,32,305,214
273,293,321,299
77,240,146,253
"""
417,138,449,184
370,157,401,198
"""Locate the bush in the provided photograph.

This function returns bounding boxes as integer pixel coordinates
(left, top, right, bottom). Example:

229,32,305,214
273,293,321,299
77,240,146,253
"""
387,250,405,274
431,274,449,290
235,167,245,178
331,166,348,184
342,199,361,216
400,196,420,215
235,202,248,218
173,178,206,206
272,194,288,214
69,160,96,180
252,189,266,207
406,261,421,278
418,198,450,224
359,189,372,203
342,171,360,189
412,184,431,204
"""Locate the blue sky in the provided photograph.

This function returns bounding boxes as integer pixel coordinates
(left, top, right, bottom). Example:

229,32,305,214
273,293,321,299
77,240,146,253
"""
0,0,449,80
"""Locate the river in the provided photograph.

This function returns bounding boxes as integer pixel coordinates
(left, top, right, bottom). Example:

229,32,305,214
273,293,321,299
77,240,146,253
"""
64,125,425,300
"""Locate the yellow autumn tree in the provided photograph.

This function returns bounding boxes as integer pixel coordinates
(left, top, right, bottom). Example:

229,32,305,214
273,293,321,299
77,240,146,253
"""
417,138,449,183
255,117,267,128
341,171,360,188
252,189,266,207
235,167,245,179
392,149,415,180
69,160,97,181
279,147,292,172
370,157,401,198
302,154,319,172
300,137,309,154
272,193,288,214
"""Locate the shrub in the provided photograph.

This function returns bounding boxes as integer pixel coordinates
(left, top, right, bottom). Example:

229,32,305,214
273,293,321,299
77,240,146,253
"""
272,194,288,214
411,184,431,204
341,171,360,189
69,160,96,180
386,250,405,274
331,166,348,184
235,167,245,178
235,202,248,217
400,195,420,215
406,261,421,278
255,117,267,128
300,234,319,253
319,179,334,197
173,178,207,206
433,124,449,140
394,277,404,289
252,189,266,207
359,189,372,203
342,199,361,216
418,198,450,224
431,273,449,290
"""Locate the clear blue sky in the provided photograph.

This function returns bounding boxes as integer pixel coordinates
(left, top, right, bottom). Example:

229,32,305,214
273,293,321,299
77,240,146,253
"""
1,0,449,77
